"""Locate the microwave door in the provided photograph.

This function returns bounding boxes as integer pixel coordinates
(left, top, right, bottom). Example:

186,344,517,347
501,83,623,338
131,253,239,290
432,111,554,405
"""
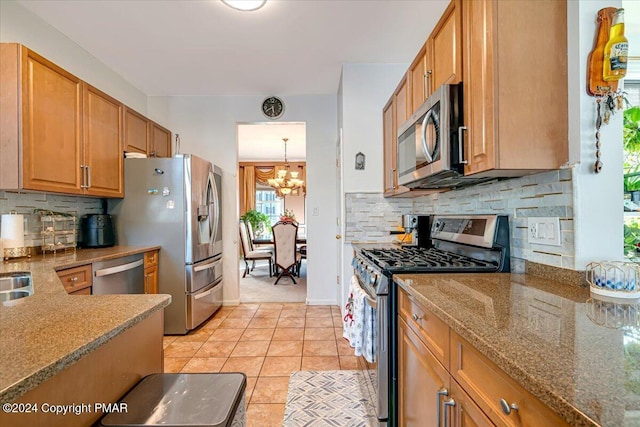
423,102,441,164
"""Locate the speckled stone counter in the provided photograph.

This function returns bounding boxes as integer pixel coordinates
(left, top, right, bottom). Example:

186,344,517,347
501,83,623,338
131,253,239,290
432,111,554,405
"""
395,273,640,427
0,246,170,402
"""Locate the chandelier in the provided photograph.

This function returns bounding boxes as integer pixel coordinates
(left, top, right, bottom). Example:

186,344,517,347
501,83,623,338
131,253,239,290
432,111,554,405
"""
267,138,304,197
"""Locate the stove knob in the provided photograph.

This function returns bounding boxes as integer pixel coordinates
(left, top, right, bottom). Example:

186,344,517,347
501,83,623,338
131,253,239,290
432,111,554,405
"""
369,273,377,286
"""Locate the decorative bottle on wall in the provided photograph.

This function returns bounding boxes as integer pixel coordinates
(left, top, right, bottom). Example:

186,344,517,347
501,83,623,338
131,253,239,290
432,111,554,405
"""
603,8,628,81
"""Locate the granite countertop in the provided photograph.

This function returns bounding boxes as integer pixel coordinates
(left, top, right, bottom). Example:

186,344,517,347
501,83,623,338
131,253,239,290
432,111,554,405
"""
0,246,170,402
395,273,640,427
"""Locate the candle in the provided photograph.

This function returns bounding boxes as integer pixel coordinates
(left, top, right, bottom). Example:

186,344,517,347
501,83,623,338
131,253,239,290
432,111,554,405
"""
1,214,25,249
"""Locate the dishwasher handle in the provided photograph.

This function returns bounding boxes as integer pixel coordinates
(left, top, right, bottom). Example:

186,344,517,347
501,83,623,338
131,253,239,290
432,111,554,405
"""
94,259,144,277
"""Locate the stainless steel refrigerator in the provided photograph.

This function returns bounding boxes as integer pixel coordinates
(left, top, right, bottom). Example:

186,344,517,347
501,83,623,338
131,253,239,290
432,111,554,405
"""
109,154,223,334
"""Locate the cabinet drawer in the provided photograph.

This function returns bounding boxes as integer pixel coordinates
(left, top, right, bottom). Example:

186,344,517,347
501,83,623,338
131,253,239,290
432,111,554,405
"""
144,250,158,267
68,286,92,296
398,288,449,369
450,330,569,427
57,264,92,294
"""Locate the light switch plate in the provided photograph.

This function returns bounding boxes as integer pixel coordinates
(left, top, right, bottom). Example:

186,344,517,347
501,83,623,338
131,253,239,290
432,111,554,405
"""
527,217,562,246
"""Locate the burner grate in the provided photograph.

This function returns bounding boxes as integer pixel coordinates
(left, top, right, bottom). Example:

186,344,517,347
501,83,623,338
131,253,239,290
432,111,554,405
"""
361,247,498,272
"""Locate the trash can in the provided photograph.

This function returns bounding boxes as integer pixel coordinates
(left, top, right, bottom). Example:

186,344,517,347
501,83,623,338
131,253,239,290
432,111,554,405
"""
97,373,246,427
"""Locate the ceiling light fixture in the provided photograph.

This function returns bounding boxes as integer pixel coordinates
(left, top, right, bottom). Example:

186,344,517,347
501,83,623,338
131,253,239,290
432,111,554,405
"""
221,0,267,11
267,138,304,198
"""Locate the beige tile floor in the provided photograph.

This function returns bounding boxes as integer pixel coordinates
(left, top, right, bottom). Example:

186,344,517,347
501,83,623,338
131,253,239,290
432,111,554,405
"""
163,303,357,427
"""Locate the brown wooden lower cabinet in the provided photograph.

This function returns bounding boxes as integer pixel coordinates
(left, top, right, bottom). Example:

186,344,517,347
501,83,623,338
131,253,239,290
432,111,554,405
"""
144,250,159,294
398,317,450,426
397,286,569,427
57,264,92,295
1,310,163,427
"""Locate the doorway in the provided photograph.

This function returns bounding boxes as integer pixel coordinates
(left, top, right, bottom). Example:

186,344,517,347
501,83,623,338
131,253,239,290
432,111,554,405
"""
237,122,308,303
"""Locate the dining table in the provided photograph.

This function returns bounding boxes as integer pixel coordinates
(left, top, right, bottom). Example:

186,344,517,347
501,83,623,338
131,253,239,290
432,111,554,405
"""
252,235,307,245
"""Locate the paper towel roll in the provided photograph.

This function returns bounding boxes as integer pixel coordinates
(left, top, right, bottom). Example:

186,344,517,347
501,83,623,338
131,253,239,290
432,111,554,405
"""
1,214,25,249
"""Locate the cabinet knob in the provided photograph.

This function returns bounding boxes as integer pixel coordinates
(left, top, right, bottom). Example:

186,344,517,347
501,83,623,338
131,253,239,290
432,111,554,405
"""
412,313,422,322
500,398,519,415
68,277,78,283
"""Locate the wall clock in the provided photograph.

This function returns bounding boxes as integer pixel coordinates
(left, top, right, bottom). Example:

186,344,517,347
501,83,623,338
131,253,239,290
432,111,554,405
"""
262,96,284,120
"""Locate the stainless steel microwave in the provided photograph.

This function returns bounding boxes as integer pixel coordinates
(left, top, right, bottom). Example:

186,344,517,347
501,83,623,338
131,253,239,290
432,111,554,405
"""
397,83,465,189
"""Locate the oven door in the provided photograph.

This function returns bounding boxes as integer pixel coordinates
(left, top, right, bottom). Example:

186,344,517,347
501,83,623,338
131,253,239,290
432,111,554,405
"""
357,278,389,426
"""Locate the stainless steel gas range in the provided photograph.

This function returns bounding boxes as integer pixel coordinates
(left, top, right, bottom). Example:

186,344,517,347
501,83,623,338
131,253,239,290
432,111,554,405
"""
351,214,510,427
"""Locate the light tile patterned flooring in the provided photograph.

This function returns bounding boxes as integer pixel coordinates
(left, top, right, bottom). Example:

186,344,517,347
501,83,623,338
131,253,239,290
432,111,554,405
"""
163,303,356,427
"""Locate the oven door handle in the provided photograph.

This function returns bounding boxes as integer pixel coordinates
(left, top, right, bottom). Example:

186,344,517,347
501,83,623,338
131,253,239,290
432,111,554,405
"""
364,294,377,309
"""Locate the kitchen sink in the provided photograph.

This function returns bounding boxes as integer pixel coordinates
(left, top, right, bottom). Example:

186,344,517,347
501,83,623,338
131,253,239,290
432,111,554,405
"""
0,272,34,302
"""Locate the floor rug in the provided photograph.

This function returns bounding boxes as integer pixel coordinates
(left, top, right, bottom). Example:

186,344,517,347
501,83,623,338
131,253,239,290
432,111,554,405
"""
283,370,377,427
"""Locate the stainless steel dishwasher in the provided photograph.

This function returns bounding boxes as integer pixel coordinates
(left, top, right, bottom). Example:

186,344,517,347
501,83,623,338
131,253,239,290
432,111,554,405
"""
92,254,145,294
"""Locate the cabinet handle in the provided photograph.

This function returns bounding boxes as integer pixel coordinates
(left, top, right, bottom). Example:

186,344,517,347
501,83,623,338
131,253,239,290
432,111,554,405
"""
412,313,422,322
436,388,449,427
80,165,87,188
458,126,468,165
86,165,91,188
499,398,519,415
425,70,432,98
443,398,456,427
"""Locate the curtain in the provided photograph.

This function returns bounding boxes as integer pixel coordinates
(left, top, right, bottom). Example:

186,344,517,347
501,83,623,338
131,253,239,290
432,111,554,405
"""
255,167,276,184
243,166,256,214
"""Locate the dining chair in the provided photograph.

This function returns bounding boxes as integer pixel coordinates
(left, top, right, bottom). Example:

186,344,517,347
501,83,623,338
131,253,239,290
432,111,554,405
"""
245,220,273,255
272,221,301,285
239,220,272,278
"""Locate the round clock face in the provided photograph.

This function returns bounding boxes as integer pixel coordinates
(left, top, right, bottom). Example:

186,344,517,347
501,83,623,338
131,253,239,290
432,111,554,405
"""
262,96,284,119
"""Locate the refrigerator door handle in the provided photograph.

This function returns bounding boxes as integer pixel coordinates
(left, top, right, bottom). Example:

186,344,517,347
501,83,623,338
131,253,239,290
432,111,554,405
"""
194,259,221,273
194,278,222,300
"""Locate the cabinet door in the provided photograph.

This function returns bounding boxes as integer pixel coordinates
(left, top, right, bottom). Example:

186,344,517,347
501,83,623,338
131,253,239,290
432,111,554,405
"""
394,75,409,130
149,121,171,158
83,84,124,197
398,317,450,427
144,266,158,294
449,380,493,427
22,47,83,194
408,47,428,111
382,98,396,194
428,0,462,95
124,107,149,154
462,0,496,175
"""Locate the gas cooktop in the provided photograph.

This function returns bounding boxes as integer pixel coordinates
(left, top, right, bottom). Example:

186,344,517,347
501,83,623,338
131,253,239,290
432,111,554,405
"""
360,247,499,273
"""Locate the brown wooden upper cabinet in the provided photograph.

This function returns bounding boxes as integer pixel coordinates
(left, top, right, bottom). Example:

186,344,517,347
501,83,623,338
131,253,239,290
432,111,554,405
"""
382,98,396,195
124,109,172,158
461,0,568,177
124,107,149,154
149,121,172,158
408,0,461,113
0,44,123,197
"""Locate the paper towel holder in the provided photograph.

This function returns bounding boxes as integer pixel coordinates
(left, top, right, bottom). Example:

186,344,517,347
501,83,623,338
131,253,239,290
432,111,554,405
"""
2,211,31,261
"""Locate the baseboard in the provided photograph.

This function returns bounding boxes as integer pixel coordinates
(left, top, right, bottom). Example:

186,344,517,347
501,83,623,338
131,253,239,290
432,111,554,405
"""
305,298,338,306
223,299,241,306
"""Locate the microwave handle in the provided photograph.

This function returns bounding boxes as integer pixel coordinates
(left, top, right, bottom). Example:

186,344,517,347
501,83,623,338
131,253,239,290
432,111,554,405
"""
458,126,468,165
421,110,434,163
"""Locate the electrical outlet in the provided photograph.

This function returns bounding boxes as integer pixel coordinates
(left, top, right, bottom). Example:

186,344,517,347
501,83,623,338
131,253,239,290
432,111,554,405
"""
527,217,561,246
312,207,319,216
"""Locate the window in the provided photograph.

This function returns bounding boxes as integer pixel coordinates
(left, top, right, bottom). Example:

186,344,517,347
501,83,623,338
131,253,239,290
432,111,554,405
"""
255,185,283,226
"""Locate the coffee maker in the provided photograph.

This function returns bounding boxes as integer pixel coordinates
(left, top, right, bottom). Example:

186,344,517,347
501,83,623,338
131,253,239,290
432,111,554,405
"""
400,214,433,247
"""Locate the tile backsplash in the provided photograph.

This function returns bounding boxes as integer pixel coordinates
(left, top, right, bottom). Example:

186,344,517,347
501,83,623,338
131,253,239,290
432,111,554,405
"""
345,168,574,272
0,191,104,249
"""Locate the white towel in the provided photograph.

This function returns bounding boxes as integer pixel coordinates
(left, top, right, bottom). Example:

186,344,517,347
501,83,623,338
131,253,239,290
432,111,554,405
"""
343,275,376,363
125,152,147,158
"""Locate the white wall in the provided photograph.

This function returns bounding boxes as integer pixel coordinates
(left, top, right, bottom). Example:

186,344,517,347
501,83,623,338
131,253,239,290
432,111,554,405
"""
568,0,624,268
341,63,408,193
148,95,338,305
0,1,147,114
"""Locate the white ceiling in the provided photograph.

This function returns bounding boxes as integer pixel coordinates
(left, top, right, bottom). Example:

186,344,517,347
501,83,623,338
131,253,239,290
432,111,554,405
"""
238,122,306,161
16,0,449,96
17,0,451,161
